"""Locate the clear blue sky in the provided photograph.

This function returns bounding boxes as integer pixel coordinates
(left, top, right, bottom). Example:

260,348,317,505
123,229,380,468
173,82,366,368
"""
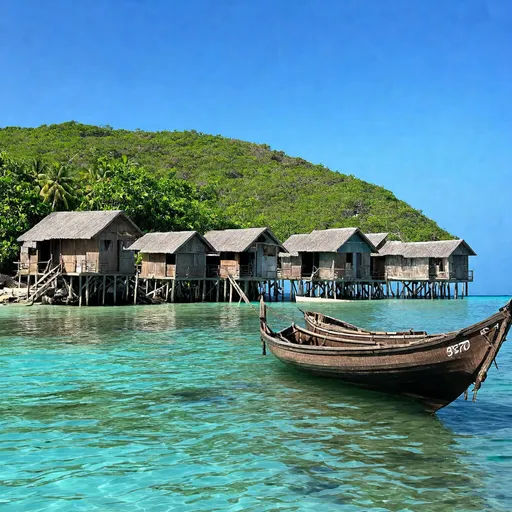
1,0,511,294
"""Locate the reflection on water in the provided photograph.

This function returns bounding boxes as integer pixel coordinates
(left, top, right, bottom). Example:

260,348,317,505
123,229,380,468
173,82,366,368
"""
0,298,511,510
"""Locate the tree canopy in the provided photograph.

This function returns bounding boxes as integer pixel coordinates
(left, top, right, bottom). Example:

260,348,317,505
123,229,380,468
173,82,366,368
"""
0,121,454,273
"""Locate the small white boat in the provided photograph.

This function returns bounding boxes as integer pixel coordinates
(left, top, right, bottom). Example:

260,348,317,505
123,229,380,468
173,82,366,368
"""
294,296,352,303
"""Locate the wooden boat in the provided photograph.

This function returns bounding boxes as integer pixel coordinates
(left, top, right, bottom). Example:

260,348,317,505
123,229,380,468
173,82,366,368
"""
260,299,512,411
302,310,429,341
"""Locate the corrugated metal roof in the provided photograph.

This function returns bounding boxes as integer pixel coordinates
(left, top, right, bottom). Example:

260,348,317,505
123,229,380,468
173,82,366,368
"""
365,233,389,249
377,240,477,258
282,228,377,253
127,231,215,254
205,227,283,252
17,210,142,242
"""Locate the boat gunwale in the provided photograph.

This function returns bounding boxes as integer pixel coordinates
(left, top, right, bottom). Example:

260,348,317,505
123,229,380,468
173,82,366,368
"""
263,307,509,356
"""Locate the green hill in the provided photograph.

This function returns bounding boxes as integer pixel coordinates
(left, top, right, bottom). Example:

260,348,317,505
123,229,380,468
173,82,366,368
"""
0,121,452,242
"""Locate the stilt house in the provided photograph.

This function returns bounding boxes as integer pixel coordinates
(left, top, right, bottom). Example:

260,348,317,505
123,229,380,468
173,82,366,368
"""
204,228,284,279
280,228,377,280
128,232,216,279
375,239,476,281
17,210,142,275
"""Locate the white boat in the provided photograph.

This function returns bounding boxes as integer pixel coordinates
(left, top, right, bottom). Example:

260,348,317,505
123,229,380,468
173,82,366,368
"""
294,295,352,303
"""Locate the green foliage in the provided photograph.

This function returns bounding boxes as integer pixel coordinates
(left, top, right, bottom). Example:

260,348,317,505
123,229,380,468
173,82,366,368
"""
38,162,77,210
0,153,51,273
79,159,236,233
0,122,454,272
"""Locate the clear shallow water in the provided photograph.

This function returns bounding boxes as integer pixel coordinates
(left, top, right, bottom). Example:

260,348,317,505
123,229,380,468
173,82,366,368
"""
1,297,512,511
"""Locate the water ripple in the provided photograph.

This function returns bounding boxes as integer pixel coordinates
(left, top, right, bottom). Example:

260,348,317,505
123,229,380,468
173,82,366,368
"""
0,298,511,510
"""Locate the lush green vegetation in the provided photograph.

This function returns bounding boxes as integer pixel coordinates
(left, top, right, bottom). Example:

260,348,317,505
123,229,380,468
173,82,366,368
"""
0,121,453,273
0,151,236,273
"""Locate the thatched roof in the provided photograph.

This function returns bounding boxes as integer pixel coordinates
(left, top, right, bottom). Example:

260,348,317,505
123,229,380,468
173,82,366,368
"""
365,233,388,250
205,227,283,252
378,240,476,258
18,210,142,242
127,231,215,254
282,234,310,256
282,228,377,253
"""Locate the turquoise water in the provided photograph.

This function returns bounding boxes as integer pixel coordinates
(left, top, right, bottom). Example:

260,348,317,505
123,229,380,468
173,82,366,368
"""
1,297,512,511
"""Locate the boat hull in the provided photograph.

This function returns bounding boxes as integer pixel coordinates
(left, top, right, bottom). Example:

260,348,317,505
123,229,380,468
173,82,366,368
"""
261,301,512,412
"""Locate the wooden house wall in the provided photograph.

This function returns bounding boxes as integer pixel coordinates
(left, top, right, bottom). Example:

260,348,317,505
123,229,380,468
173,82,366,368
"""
255,243,278,278
175,237,208,278
98,217,139,273
219,255,240,278
449,255,469,280
361,253,371,278
371,256,386,280
19,243,39,274
60,239,99,273
279,255,302,279
385,256,431,280
140,253,168,278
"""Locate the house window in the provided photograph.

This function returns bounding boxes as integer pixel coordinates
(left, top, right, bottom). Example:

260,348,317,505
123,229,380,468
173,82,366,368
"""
103,240,112,251
166,254,176,265
434,258,444,271
28,248,37,256
346,253,353,265
223,252,236,260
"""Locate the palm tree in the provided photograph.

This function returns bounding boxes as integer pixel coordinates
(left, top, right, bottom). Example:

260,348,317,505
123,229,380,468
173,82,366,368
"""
38,162,76,210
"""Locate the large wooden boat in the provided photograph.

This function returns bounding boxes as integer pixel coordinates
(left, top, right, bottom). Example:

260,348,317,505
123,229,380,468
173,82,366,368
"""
260,299,512,411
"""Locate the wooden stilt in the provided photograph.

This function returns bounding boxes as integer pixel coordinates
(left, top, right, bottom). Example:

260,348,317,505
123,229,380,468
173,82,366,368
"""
85,276,90,306
113,276,117,304
216,280,220,302
102,275,107,305
171,280,176,302
79,275,83,306
134,274,139,304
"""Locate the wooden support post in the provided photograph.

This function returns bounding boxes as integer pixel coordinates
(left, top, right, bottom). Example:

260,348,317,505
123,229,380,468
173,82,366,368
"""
79,275,83,306
202,280,207,301
455,282,458,299
85,276,90,306
215,280,220,302
102,275,106,305
165,281,169,302
113,276,117,304
134,274,139,304
171,279,176,302
223,279,227,301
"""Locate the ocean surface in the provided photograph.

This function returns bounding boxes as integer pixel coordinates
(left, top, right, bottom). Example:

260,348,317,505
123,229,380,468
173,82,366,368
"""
1,296,512,511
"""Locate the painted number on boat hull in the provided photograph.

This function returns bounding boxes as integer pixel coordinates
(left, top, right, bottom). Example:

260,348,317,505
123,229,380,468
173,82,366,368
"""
447,340,470,357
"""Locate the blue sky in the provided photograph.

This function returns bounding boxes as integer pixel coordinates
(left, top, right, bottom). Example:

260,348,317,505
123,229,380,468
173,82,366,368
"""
1,0,511,294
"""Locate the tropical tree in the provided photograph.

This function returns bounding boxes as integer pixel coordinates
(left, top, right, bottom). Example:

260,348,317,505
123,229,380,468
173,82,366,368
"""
38,162,76,210
0,153,51,273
